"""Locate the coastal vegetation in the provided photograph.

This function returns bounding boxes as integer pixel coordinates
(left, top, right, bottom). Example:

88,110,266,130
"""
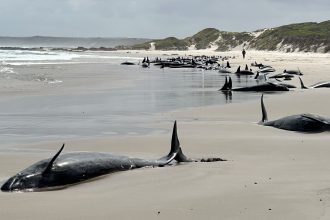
131,20,330,53
250,21,330,52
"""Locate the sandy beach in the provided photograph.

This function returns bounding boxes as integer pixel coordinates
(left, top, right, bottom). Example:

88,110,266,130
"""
1,50,330,220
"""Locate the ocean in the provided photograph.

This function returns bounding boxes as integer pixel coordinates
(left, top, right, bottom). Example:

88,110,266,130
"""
0,49,261,145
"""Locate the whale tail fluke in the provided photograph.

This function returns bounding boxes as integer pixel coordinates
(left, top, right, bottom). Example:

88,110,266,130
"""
159,121,192,164
260,94,268,124
170,121,192,162
299,77,308,89
166,121,224,163
219,76,232,91
220,77,228,91
228,77,232,90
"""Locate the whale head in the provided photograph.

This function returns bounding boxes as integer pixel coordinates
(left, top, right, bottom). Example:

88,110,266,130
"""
1,144,65,192
1,171,46,192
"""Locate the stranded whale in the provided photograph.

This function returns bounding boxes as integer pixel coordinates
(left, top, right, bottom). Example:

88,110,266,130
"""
299,77,330,89
1,122,222,192
219,76,289,92
259,94,330,132
283,69,303,75
235,66,254,75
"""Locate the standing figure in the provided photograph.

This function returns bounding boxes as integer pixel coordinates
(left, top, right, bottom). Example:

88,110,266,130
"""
242,49,246,59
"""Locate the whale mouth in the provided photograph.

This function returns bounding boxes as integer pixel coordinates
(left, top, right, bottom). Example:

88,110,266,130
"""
1,176,18,192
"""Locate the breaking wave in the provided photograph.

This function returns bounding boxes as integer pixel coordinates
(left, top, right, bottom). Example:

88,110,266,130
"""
0,65,62,84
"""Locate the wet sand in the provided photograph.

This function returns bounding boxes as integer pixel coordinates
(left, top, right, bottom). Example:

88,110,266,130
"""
0,50,330,219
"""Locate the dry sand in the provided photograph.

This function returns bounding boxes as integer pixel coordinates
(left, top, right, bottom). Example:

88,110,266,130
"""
1,50,330,220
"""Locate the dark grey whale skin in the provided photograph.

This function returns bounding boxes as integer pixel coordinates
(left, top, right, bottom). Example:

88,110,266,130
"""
1,122,193,192
219,76,289,92
260,95,330,132
232,83,289,92
299,77,330,89
263,114,330,132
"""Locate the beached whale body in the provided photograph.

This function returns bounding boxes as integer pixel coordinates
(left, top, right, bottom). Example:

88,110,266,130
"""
235,66,254,75
284,69,303,75
299,77,330,89
260,95,330,132
269,73,294,80
1,122,210,192
232,83,289,92
219,76,289,92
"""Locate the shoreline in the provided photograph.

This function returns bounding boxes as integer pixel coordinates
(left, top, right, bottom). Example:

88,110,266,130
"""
1,50,330,219
1,49,330,145
1,87,330,220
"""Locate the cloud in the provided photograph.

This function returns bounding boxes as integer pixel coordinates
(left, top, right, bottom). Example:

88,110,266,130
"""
0,0,329,37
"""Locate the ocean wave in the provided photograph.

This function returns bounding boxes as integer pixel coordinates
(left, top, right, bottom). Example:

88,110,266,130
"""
0,65,62,84
0,50,81,62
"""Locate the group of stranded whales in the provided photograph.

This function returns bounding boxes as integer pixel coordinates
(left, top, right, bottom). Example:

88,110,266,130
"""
2,57,330,192
1,122,223,192
220,75,330,92
122,55,235,71
218,61,330,132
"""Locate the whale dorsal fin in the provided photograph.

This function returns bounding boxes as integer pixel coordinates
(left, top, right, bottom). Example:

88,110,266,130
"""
236,66,241,73
260,94,268,123
299,77,308,89
43,143,65,175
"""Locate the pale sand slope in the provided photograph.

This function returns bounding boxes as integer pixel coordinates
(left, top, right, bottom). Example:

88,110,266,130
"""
1,90,330,220
0,51,330,220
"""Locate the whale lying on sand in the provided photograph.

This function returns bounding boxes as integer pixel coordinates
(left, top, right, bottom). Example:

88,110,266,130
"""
121,61,136,65
1,122,223,192
268,73,295,81
235,66,254,75
219,76,289,92
259,94,330,132
283,69,303,75
299,77,330,89
218,67,232,73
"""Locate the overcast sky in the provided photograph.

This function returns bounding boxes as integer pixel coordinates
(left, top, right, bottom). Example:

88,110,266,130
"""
0,0,329,38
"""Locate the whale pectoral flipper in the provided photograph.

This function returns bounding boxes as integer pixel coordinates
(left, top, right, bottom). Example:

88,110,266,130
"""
42,143,65,176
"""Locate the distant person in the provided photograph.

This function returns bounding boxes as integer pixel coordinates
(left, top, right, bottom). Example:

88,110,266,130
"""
245,64,248,71
242,49,246,59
